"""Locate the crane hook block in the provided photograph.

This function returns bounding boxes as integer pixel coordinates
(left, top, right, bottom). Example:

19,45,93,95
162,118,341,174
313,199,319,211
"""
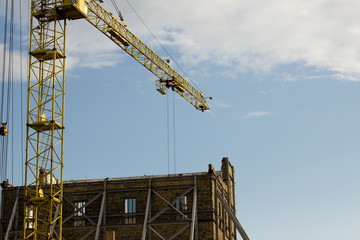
0,123,8,136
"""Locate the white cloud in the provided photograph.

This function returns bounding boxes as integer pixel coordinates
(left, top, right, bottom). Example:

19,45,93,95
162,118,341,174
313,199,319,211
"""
117,0,360,81
0,44,27,83
66,20,125,70
242,111,273,119
29,0,360,82
214,103,231,109
280,73,297,82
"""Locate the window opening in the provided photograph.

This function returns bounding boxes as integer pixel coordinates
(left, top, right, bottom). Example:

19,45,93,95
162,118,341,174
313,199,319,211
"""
125,198,136,213
75,201,85,216
218,202,223,229
125,198,136,224
175,195,188,220
74,201,86,226
175,195,188,211
26,205,35,229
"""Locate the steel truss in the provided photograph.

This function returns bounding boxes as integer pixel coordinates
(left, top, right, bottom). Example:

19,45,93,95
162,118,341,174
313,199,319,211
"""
3,188,20,240
86,0,209,111
214,178,250,240
60,177,198,240
61,180,107,240
24,0,66,239
142,177,198,240
2,175,250,240
21,1,209,238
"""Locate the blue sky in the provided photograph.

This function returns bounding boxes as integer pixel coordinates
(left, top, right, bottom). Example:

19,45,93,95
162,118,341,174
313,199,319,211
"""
1,0,360,239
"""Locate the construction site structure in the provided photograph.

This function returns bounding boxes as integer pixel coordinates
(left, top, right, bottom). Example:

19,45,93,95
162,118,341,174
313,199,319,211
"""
1,158,250,240
25,0,209,239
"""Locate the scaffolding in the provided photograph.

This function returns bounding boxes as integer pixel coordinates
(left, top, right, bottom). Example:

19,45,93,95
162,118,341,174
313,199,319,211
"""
1,158,250,240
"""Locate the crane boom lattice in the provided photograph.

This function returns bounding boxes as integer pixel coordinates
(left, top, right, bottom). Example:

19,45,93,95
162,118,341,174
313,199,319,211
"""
86,0,209,111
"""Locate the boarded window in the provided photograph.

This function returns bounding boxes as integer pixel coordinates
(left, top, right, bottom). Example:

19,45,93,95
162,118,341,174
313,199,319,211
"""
74,219,85,227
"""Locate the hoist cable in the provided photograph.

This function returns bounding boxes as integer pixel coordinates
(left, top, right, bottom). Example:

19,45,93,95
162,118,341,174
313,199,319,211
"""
173,92,177,174
10,0,14,183
166,93,170,174
11,68,14,185
0,0,16,183
7,0,14,184
110,0,124,21
19,0,26,184
11,0,14,183
126,0,203,92
1,0,9,124
0,0,9,182
7,0,14,125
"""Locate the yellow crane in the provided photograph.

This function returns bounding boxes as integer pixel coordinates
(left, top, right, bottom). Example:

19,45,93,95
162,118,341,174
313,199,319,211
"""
24,0,209,239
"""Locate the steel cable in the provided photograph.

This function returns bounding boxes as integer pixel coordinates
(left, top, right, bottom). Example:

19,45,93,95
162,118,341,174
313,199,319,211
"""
8,0,15,184
19,0,27,184
110,0,125,21
126,0,203,92
0,0,9,182
173,91,177,174
0,0,15,183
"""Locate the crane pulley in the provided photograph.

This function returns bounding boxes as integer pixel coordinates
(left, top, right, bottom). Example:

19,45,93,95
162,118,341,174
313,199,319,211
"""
0,123,8,136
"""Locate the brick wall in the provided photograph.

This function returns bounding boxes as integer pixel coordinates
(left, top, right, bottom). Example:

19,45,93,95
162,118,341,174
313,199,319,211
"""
1,158,239,240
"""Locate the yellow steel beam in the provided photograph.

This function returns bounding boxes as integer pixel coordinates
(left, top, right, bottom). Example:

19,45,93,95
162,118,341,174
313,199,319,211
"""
86,0,210,111
24,0,208,239
24,0,65,239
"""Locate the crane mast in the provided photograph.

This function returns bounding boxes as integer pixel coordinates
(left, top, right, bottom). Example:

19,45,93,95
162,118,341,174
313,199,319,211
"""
24,0,209,239
24,0,67,239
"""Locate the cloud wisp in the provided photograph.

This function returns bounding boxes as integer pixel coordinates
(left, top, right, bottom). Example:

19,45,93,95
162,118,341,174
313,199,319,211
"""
214,103,231,109
242,111,273,119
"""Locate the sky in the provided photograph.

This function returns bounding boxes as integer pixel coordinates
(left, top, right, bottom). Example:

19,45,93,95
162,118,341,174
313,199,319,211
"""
1,0,360,239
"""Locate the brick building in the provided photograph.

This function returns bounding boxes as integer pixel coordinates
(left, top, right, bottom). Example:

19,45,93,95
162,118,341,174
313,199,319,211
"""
1,158,249,240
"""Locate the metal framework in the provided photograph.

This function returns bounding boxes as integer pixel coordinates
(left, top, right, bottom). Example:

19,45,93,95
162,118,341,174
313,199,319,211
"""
86,0,209,111
141,177,198,240
24,0,66,239
4,188,20,240
2,175,250,240
23,0,209,239
59,177,198,240
213,178,250,240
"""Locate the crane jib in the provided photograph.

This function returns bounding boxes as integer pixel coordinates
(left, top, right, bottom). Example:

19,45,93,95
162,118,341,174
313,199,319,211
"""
86,0,209,111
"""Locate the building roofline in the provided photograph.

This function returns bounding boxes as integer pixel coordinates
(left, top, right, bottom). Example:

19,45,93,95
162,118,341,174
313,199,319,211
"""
64,171,221,185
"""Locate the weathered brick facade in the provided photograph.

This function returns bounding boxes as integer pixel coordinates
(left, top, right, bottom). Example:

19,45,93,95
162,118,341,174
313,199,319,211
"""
1,158,248,240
